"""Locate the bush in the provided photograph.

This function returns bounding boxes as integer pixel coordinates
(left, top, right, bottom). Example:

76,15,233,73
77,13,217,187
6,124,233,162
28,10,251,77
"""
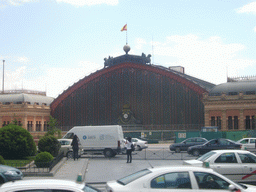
0,124,36,159
0,155,5,165
38,135,60,157
35,152,53,168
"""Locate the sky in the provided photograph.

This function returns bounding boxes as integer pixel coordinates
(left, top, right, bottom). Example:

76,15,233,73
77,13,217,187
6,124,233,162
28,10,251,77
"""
1,0,256,98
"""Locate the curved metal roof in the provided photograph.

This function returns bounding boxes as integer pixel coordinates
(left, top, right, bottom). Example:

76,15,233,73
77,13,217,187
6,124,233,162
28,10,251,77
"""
51,61,215,111
209,81,256,96
0,93,54,106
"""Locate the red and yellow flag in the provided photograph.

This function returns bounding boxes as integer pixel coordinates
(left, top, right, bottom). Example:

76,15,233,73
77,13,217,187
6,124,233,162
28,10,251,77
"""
121,24,127,32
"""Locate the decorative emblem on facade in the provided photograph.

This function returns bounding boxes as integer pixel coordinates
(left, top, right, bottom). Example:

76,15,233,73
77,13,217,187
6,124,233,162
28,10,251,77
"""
118,104,141,125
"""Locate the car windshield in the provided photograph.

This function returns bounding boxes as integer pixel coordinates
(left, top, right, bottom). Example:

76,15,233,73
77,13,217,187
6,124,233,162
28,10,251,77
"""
197,151,216,161
117,169,152,185
63,132,74,139
83,184,100,192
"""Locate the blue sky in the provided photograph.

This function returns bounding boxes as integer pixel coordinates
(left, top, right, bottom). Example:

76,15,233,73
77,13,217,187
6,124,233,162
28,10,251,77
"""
1,0,256,98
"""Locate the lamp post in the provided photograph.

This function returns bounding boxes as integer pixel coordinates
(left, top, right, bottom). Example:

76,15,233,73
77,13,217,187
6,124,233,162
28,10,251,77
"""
2,60,4,94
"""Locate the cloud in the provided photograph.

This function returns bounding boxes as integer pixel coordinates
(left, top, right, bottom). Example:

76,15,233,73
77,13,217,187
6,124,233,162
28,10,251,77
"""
45,61,102,97
3,0,118,7
236,2,256,14
55,0,119,7
148,34,256,85
16,56,30,63
135,38,147,50
5,0,38,6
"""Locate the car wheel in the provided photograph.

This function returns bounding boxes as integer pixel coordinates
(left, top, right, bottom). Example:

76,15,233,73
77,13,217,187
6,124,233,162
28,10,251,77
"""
192,150,200,156
67,151,73,159
175,147,181,153
104,149,114,158
137,145,142,151
0,176,4,184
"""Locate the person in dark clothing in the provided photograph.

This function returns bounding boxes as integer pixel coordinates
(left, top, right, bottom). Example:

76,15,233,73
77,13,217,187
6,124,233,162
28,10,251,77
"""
125,137,133,163
71,134,79,160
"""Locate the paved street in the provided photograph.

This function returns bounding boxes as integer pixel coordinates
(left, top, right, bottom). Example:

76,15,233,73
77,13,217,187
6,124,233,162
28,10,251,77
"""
23,144,191,191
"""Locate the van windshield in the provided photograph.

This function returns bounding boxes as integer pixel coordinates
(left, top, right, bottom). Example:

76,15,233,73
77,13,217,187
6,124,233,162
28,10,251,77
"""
64,132,74,139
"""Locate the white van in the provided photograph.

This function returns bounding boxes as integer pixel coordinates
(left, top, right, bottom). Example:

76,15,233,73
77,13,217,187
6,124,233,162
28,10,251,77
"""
63,125,125,158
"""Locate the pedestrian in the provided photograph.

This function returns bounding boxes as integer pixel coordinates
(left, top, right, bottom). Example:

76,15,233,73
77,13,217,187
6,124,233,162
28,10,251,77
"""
71,134,79,160
125,137,133,163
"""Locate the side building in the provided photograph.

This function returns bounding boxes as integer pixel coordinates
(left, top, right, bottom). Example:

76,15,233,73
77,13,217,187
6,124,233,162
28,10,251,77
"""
51,46,215,131
203,76,256,131
0,90,54,132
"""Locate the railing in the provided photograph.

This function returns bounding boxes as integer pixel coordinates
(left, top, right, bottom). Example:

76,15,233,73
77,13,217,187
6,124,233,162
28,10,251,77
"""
9,152,64,175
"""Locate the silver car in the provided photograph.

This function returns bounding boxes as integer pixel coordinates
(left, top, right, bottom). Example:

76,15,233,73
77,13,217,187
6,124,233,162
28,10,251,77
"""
0,179,100,191
106,166,256,191
0,164,23,184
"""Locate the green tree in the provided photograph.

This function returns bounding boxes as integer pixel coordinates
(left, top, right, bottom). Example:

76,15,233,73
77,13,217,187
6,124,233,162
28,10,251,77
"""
38,135,61,157
45,115,61,138
0,124,36,159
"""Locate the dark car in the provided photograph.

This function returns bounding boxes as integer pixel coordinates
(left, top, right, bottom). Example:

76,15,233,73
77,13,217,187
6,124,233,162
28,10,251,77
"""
0,165,23,184
187,138,242,156
169,137,208,153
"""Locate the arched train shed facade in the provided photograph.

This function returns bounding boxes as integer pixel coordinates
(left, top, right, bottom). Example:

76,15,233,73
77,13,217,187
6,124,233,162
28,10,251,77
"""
51,53,215,130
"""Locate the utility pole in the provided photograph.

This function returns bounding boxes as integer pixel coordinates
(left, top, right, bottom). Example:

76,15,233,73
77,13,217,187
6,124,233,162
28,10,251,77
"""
2,60,5,94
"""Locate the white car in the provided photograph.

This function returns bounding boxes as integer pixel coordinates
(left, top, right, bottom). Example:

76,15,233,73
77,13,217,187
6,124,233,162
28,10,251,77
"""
131,138,148,151
58,139,83,158
106,166,256,192
184,149,256,183
0,179,100,192
237,138,256,150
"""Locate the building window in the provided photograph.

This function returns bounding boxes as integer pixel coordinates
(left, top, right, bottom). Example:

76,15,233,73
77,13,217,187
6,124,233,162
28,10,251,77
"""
246,116,251,130
18,121,22,126
211,116,215,126
27,121,33,132
44,121,48,131
228,92,238,95
252,116,255,130
2,121,6,127
246,91,255,95
228,116,233,130
234,116,238,129
36,121,41,131
217,116,221,130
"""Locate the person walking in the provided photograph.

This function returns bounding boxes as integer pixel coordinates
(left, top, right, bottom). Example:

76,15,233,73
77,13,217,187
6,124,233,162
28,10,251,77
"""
125,137,133,163
71,134,79,160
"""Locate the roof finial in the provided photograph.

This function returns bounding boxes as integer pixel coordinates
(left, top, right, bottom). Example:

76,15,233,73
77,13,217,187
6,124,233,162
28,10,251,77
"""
123,44,130,54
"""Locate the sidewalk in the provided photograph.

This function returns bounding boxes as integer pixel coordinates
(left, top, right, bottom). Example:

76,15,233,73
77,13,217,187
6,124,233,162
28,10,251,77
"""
53,157,89,181
24,157,89,182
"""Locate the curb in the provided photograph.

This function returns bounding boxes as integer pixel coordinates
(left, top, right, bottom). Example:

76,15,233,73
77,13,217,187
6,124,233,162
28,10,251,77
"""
23,157,67,177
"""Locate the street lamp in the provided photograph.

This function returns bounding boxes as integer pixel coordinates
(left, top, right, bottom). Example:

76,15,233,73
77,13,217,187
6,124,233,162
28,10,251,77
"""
2,60,4,94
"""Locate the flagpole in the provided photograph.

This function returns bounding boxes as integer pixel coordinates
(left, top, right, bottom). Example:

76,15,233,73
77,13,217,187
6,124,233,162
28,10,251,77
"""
126,23,128,45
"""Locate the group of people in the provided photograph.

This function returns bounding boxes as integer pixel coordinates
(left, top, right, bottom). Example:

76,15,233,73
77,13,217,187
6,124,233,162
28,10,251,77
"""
70,135,134,163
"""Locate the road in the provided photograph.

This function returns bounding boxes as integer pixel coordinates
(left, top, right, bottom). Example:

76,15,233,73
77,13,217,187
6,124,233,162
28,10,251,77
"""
23,144,194,191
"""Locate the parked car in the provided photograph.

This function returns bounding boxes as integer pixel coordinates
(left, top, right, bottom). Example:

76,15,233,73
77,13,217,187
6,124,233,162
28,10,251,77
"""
187,138,242,156
169,137,208,153
184,149,256,183
237,138,256,150
58,139,83,158
131,138,148,151
0,179,100,191
0,164,23,184
106,166,256,191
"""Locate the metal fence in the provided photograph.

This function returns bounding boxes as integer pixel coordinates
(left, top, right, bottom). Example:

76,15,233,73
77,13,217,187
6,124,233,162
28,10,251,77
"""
10,152,64,175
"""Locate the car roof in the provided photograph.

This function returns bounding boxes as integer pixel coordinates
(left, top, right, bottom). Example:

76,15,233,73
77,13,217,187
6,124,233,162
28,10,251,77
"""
147,166,215,173
58,139,72,141
211,149,252,154
0,179,84,190
238,138,256,140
